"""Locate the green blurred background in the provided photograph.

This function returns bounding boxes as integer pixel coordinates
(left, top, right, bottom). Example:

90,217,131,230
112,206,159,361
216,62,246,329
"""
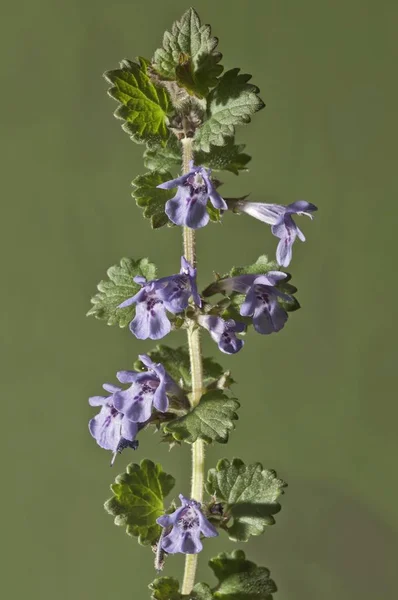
2,0,397,598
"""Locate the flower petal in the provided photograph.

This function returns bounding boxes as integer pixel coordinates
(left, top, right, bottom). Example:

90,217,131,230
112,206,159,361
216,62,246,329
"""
198,511,219,538
166,191,209,229
121,418,138,442
89,407,121,451
252,299,288,334
113,386,153,423
240,286,257,317
102,383,121,394
88,395,108,407
286,200,318,215
157,173,191,189
253,271,287,286
116,370,140,384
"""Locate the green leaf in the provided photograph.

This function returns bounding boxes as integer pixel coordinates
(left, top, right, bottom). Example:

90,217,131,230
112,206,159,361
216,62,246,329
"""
195,69,264,152
191,583,214,600
104,459,175,545
132,171,175,228
104,57,171,145
209,550,277,600
206,458,286,542
164,390,239,444
229,255,278,277
87,257,156,327
149,577,181,600
196,140,251,175
135,345,234,392
144,136,250,176
144,136,182,172
153,8,223,98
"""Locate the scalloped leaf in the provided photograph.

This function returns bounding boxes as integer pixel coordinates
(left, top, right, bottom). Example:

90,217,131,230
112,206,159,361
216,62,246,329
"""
144,136,250,176
87,258,156,327
206,458,286,542
164,390,239,444
209,550,277,600
134,345,234,392
104,459,175,545
132,171,175,228
104,57,171,145
153,8,223,98
195,69,264,152
196,140,251,175
150,577,181,600
144,136,182,173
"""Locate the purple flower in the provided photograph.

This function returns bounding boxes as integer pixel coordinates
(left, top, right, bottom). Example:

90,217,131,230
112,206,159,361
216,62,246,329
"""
113,354,178,423
157,163,227,229
88,383,139,466
213,271,293,335
230,199,317,266
199,315,245,354
157,494,218,554
118,257,201,340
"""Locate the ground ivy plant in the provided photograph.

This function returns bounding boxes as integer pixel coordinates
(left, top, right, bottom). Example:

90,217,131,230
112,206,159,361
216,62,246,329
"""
87,8,317,599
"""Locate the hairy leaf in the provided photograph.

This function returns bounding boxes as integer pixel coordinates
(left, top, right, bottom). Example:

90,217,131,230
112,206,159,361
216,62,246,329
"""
196,140,251,175
195,69,264,152
229,255,278,277
134,345,234,392
144,136,182,172
153,8,223,98
164,390,239,444
150,577,181,600
209,550,277,599
206,458,286,542
87,258,156,327
144,136,250,176
104,57,171,145
191,583,214,600
132,171,175,228
104,459,175,545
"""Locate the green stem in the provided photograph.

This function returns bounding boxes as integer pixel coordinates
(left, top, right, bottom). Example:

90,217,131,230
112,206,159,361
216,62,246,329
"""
181,138,205,596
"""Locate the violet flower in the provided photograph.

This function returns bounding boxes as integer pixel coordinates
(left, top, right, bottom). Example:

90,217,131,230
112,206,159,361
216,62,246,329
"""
210,271,293,335
113,354,179,423
157,494,218,554
199,315,245,354
118,257,201,340
230,199,317,266
157,163,227,229
88,383,139,466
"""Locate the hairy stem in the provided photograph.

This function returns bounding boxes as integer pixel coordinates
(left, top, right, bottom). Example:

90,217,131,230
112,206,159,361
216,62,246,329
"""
181,137,205,596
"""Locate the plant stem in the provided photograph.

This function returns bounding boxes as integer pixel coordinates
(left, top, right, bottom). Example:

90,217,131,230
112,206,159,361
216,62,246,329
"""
181,138,205,596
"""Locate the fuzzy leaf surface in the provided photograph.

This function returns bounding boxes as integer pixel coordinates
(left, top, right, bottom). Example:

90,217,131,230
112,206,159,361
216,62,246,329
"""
104,57,171,145
153,8,223,98
104,459,175,545
87,258,156,327
196,140,251,175
132,171,175,228
164,390,239,444
144,136,182,172
209,550,277,600
145,136,250,176
195,69,264,152
206,458,285,542
150,577,181,600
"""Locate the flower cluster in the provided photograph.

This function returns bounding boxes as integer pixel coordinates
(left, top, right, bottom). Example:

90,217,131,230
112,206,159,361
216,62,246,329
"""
89,355,180,464
157,495,218,554
119,257,200,340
